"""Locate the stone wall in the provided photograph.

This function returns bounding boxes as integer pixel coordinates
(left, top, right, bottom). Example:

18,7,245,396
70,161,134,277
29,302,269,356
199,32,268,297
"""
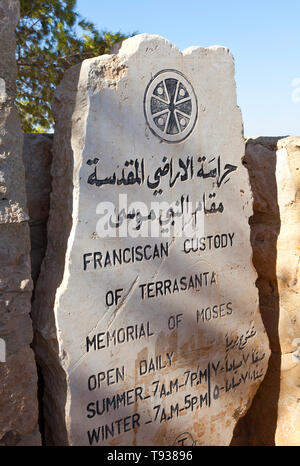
14,134,300,445
0,0,40,446
15,133,299,446
22,134,300,446
231,136,300,446
0,4,298,442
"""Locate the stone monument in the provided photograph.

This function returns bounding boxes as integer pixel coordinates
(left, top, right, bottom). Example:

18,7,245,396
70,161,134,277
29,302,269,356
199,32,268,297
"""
33,34,270,445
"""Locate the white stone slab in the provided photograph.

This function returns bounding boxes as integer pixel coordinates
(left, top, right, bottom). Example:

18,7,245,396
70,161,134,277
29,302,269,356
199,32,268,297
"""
34,34,270,446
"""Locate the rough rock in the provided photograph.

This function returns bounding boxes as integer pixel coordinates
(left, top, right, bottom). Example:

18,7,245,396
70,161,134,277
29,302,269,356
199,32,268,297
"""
231,136,300,446
23,134,53,284
0,0,40,446
274,137,300,445
32,34,270,446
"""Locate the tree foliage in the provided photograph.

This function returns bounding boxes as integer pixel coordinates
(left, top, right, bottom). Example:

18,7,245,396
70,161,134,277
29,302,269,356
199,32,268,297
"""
16,0,128,132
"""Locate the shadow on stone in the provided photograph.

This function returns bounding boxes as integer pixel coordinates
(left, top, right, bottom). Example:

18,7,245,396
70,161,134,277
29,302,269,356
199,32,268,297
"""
231,136,284,446
30,64,82,445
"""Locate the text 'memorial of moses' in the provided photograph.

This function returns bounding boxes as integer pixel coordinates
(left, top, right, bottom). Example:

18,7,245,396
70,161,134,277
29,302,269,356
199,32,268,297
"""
33,34,270,446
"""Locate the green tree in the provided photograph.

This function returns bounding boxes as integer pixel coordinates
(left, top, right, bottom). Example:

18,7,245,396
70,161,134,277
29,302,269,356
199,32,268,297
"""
16,0,128,132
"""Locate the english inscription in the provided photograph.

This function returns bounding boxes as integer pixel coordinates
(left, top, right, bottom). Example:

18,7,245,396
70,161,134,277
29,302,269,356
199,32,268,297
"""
49,35,270,445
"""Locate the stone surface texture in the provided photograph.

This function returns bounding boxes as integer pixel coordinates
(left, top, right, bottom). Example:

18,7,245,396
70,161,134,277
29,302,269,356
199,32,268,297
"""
231,136,300,446
23,134,53,284
0,0,40,446
32,34,270,446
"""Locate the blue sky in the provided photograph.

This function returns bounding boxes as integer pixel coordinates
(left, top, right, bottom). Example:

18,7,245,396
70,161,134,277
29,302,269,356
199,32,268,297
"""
76,0,300,137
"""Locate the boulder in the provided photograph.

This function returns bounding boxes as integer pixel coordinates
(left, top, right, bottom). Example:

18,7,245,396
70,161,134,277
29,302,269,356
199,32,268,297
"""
0,0,40,446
